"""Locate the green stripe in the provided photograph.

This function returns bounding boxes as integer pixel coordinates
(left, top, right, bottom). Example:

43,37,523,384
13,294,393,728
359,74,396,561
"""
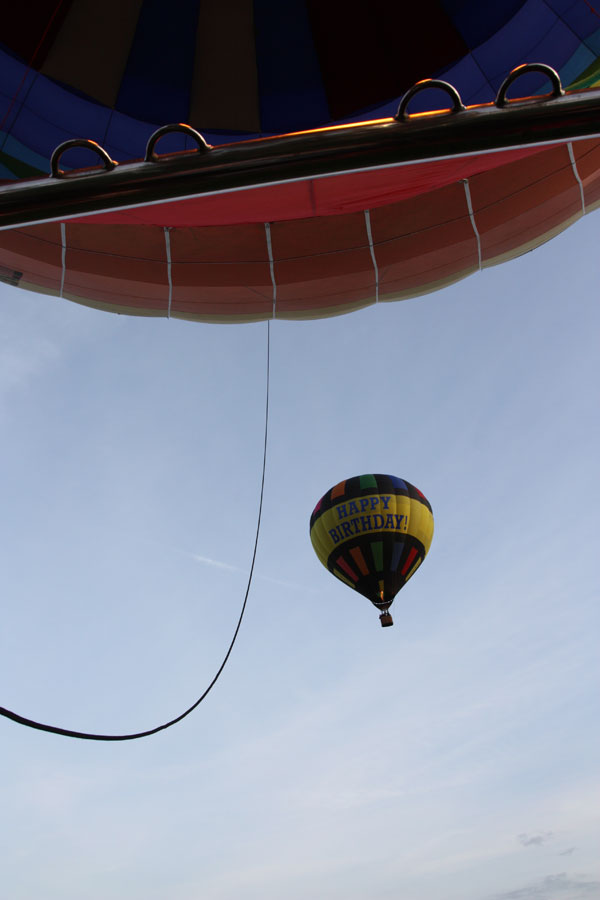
359,474,378,490
371,541,383,572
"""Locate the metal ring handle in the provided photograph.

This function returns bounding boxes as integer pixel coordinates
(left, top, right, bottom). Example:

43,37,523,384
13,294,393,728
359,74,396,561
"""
50,139,117,178
495,63,563,108
145,124,211,162
395,79,465,121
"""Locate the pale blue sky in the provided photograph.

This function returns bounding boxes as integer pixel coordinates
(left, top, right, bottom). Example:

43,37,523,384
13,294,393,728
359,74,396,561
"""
0,210,598,900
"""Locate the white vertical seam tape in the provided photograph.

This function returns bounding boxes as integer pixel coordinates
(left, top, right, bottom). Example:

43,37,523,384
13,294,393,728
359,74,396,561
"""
264,222,277,318
164,226,172,318
60,222,66,298
364,208,380,303
462,178,482,271
568,141,586,215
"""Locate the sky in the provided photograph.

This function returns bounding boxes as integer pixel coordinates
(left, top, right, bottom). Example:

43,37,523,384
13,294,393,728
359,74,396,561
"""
0,208,598,900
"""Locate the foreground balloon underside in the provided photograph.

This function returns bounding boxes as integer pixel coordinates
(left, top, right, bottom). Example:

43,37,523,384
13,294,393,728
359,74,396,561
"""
1,1,600,323
1,133,599,323
2,0,600,176
310,475,434,626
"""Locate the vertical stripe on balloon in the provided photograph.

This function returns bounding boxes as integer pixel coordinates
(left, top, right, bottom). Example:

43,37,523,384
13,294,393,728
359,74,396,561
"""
371,541,383,572
331,480,346,500
359,474,378,490
350,546,369,575
391,541,404,572
336,556,358,582
401,547,418,575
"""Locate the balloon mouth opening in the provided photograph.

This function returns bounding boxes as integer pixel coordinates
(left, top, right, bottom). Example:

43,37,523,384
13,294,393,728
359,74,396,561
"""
378,591,393,626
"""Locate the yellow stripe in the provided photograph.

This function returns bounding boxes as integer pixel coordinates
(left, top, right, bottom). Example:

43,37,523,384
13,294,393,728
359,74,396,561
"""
310,492,434,563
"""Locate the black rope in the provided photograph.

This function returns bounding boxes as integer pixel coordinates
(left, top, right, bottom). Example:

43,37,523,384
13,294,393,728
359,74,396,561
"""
0,321,271,740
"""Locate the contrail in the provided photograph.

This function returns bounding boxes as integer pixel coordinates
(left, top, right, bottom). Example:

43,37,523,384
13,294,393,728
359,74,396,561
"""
191,554,240,572
191,553,315,593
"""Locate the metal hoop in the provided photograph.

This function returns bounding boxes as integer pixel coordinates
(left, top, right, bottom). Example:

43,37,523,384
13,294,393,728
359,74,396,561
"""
395,79,465,121
50,139,117,178
495,63,563,108
145,124,211,162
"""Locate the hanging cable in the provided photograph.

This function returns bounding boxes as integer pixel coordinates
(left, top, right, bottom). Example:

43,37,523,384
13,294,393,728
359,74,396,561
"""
0,321,271,741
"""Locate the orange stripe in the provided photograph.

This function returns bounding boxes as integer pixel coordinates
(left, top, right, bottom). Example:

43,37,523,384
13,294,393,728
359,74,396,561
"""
331,480,346,499
350,546,369,575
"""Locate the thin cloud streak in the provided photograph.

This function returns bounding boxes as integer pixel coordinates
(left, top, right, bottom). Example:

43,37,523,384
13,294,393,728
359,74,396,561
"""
191,553,239,572
191,551,316,593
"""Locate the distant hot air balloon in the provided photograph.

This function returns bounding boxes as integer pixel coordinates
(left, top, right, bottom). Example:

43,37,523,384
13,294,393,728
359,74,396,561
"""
310,474,434,627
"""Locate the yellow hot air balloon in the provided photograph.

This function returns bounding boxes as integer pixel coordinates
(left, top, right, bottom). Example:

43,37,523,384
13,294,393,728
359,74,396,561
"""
310,474,434,627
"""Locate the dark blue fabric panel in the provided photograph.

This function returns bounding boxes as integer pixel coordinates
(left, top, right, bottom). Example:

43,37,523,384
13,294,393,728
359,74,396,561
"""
525,18,585,87
0,49,28,102
440,0,527,47
389,477,408,492
465,0,560,86
3,101,79,161
26,74,112,142
253,0,330,132
545,0,600,38
102,112,154,161
437,53,496,104
116,0,200,124
472,14,583,94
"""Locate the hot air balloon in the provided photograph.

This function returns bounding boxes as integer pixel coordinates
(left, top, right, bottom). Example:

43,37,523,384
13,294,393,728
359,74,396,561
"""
1,0,600,175
0,3,599,322
310,475,434,627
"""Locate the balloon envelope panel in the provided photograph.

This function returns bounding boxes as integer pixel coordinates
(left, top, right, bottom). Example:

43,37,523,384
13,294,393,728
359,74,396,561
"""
310,474,434,611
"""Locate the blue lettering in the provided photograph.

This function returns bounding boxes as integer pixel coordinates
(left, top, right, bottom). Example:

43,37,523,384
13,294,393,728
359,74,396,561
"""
395,515,405,529
348,501,359,516
360,498,370,512
361,515,372,531
372,514,384,529
385,514,395,529
381,496,391,510
328,528,340,544
341,522,353,538
336,504,347,520
350,517,361,534
370,497,379,511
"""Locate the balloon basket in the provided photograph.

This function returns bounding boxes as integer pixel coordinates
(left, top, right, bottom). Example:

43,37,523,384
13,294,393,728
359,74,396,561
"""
379,612,393,627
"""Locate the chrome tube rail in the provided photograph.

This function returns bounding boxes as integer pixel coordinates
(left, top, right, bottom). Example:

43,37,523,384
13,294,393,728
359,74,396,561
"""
0,66,598,231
